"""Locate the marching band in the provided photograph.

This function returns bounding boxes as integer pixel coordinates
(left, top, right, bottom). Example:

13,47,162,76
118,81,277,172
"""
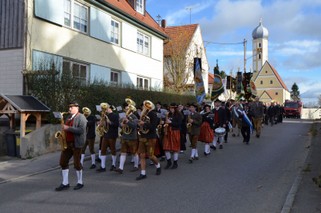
56,97,278,190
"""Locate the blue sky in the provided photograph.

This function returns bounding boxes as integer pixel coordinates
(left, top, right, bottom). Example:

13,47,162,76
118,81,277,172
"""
146,0,321,106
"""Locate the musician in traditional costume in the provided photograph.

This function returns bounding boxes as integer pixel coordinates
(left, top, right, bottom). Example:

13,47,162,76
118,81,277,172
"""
178,104,187,152
230,101,242,137
96,103,120,172
187,103,202,163
198,104,214,156
136,100,161,180
163,103,183,169
223,101,232,143
115,100,139,174
211,99,227,150
238,104,253,144
249,96,264,138
80,107,97,169
55,102,87,191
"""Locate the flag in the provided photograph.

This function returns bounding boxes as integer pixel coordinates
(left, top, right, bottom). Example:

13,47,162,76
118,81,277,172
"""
193,58,206,104
210,62,224,100
236,71,243,94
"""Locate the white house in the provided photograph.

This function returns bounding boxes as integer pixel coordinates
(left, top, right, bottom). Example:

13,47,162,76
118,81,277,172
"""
0,0,167,95
163,23,209,95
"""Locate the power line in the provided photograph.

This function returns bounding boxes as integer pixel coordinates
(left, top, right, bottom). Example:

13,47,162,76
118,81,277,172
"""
204,40,244,46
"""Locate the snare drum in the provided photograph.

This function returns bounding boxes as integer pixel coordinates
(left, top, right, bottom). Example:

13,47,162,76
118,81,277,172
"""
214,127,226,137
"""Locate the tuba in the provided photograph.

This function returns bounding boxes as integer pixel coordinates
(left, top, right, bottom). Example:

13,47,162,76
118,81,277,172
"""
122,103,137,135
55,112,69,151
138,100,155,135
96,103,110,137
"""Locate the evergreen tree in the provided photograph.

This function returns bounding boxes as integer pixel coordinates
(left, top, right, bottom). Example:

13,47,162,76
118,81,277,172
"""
290,83,300,101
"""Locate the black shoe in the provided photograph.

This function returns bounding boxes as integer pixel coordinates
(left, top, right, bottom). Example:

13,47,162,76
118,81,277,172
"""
55,183,70,191
95,158,101,163
246,141,249,145
312,177,319,184
110,165,116,171
171,161,178,169
188,157,194,163
130,167,139,172
194,156,199,160
114,168,123,174
210,145,216,150
73,183,84,190
256,134,260,138
164,159,172,169
156,167,161,175
219,145,223,149
136,174,147,180
96,167,106,172
89,164,96,169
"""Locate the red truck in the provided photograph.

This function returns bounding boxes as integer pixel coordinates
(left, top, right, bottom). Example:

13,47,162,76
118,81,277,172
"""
283,100,303,118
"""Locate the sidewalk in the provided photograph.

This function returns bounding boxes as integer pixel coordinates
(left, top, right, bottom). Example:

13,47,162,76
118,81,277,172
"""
0,151,61,184
289,121,321,212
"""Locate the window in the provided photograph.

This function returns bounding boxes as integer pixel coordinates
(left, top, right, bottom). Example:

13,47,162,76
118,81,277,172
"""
270,80,273,84
265,70,268,73
260,80,263,84
136,0,144,14
111,19,120,44
63,60,88,85
137,32,150,56
275,92,278,95
64,0,88,33
259,43,261,48
258,54,261,59
137,77,149,90
110,71,120,85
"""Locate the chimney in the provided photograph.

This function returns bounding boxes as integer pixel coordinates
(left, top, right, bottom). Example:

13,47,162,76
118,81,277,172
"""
161,19,166,28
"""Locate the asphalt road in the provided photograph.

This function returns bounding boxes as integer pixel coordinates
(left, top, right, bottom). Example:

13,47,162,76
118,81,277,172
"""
0,119,312,213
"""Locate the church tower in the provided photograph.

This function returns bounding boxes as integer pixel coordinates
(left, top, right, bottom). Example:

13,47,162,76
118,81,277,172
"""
252,19,269,73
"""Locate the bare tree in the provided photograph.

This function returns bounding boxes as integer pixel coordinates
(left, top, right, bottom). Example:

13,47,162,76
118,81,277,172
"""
163,30,198,94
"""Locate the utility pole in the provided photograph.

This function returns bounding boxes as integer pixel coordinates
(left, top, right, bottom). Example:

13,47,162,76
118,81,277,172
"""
243,38,247,73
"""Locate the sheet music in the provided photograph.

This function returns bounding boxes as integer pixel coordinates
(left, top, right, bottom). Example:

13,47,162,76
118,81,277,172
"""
53,112,62,119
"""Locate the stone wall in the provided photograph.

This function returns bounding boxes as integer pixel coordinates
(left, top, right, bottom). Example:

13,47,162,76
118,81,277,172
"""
20,124,61,159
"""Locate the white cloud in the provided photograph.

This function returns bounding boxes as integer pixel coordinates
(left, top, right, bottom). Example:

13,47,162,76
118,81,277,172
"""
165,1,215,26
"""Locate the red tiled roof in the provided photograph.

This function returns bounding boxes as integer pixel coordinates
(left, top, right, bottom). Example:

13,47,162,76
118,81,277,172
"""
208,73,214,84
164,24,198,56
102,0,167,37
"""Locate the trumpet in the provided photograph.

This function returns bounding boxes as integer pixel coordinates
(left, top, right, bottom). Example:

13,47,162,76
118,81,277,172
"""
96,103,110,137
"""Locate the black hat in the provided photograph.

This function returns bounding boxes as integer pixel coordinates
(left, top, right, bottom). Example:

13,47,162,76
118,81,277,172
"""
190,102,199,108
203,104,211,109
69,101,79,107
169,103,178,108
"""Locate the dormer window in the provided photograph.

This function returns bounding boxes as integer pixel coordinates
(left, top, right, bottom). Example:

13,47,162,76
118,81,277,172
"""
136,0,144,14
